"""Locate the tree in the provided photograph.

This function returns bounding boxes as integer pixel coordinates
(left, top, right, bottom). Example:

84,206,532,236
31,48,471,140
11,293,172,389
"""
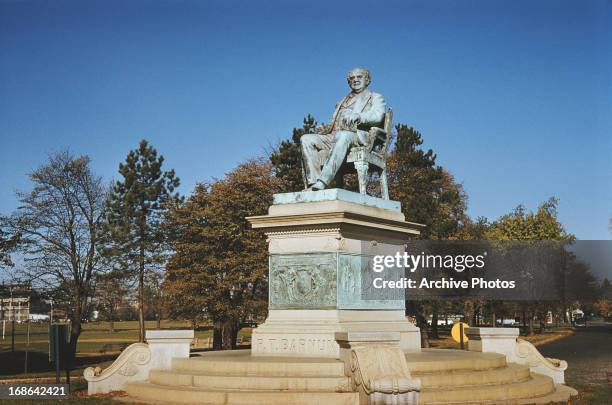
94,271,130,332
485,198,570,241
164,159,284,349
0,227,20,268
2,151,106,359
484,198,577,334
387,125,468,239
104,140,180,342
269,115,317,191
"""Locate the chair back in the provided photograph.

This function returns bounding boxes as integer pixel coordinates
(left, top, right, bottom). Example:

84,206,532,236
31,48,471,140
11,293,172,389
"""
381,109,393,156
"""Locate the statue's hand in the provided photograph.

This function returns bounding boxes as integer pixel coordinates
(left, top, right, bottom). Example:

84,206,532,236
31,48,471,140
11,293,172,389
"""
339,113,361,131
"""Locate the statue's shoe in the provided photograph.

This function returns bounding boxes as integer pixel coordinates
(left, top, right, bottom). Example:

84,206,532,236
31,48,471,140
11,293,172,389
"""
309,180,326,191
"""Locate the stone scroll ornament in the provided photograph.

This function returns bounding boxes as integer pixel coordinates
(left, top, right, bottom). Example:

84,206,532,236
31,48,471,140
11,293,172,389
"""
84,343,151,394
515,338,568,384
350,345,421,405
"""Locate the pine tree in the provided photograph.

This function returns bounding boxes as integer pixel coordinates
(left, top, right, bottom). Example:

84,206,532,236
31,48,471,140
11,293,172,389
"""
104,140,180,342
387,124,468,239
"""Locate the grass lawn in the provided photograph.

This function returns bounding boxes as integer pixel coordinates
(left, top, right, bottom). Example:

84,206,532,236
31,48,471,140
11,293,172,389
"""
0,320,252,381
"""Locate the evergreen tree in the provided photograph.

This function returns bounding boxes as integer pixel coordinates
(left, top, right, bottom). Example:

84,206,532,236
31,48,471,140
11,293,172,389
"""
387,124,468,239
104,140,180,342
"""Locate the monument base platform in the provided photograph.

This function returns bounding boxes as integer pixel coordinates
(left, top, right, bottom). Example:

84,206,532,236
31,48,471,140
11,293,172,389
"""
247,189,425,358
251,309,421,357
123,349,577,405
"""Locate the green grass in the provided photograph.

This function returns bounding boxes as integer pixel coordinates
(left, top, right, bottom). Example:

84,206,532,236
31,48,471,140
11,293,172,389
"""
0,320,252,380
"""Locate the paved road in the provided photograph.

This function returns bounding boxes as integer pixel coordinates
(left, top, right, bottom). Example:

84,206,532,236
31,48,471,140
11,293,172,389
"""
538,321,612,385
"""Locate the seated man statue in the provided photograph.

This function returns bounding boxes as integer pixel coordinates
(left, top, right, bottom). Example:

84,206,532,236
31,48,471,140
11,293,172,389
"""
301,67,386,191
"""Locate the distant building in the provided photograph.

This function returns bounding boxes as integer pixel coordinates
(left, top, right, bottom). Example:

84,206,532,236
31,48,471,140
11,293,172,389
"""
0,297,30,322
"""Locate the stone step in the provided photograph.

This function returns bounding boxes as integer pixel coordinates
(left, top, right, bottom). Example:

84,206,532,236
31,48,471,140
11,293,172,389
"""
419,373,555,404
515,384,578,405
406,349,507,373
149,369,351,391
420,384,577,405
123,381,360,405
172,350,346,377
416,363,531,388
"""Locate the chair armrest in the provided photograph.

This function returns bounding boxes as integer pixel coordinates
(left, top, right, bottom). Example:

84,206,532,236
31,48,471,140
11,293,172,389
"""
366,127,387,151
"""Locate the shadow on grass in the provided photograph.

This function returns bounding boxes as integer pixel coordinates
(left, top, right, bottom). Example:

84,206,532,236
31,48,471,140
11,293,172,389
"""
0,351,118,378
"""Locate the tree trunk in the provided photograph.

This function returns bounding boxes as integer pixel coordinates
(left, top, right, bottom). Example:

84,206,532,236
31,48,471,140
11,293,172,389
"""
69,319,81,365
109,307,115,333
138,246,145,343
156,313,161,329
213,321,222,350
491,311,496,327
419,320,429,348
231,323,239,349
221,319,237,350
528,312,534,336
431,308,439,339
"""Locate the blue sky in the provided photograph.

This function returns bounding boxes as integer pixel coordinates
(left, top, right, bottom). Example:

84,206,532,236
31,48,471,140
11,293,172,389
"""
1,0,610,239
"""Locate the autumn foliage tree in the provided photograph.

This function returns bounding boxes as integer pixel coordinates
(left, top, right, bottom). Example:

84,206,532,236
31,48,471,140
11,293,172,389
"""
164,159,284,349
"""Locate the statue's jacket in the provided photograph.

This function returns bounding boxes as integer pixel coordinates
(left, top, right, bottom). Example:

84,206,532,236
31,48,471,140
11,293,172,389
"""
329,89,387,145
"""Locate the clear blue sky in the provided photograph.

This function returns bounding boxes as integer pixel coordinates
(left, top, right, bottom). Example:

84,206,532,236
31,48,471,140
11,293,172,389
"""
1,0,610,239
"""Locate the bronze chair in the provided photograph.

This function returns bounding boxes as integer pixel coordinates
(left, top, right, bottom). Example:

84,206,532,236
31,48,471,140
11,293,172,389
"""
344,109,393,199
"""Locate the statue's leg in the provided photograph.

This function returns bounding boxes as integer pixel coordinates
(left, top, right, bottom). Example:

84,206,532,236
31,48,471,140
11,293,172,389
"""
318,131,358,186
300,134,331,187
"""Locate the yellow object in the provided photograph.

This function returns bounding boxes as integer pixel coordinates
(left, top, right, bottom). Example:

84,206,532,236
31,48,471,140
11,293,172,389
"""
451,322,470,343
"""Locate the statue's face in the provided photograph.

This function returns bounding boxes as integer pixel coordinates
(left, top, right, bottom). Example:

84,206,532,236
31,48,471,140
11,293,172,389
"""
347,69,369,93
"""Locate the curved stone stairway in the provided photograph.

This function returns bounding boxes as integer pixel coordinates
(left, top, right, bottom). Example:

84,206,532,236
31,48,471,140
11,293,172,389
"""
123,349,577,405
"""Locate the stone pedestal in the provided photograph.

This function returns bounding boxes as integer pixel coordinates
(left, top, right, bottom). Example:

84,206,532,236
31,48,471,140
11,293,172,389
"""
465,327,519,357
146,329,194,370
466,327,568,384
247,189,423,357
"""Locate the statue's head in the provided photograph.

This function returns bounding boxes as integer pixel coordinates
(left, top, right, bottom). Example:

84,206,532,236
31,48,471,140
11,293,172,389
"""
347,67,371,93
